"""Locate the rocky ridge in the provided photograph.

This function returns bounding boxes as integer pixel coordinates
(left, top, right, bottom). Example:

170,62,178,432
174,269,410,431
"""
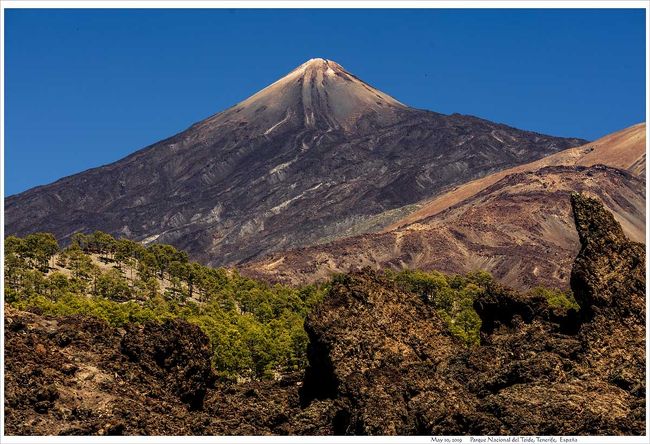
296,195,645,434
4,194,645,435
241,124,646,290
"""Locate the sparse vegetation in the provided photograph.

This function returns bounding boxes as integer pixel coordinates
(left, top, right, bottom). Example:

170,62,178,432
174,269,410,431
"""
529,286,580,311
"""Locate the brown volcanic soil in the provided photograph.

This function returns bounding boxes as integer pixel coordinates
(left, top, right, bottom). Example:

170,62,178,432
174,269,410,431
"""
4,195,645,436
241,124,646,290
384,122,645,231
242,165,645,290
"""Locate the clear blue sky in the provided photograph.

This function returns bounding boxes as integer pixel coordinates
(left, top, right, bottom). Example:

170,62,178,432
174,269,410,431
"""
4,8,646,196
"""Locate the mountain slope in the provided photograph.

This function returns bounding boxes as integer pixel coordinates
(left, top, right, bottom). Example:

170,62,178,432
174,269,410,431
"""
5,58,586,266
241,124,646,289
384,122,646,231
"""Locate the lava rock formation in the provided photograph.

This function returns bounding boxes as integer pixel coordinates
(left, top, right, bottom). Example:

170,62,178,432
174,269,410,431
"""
4,194,645,435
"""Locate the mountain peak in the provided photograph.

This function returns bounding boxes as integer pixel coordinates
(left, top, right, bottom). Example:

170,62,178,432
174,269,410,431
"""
293,58,345,75
216,58,407,132
299,57,337,66
304,57,331,64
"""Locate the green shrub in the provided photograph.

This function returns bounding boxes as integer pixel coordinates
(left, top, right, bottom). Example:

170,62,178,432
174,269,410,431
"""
530,287,580,310
394,269,487,346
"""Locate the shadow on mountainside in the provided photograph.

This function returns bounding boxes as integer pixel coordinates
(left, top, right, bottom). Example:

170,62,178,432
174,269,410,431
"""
4,194,645,435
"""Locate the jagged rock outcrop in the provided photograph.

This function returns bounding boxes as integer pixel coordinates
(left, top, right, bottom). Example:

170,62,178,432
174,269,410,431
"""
301,272,476,434
299,194,645,435
570,193,646,408
4,312,218,435
570,193,646,321
120,320,215,410
4,195,645,435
